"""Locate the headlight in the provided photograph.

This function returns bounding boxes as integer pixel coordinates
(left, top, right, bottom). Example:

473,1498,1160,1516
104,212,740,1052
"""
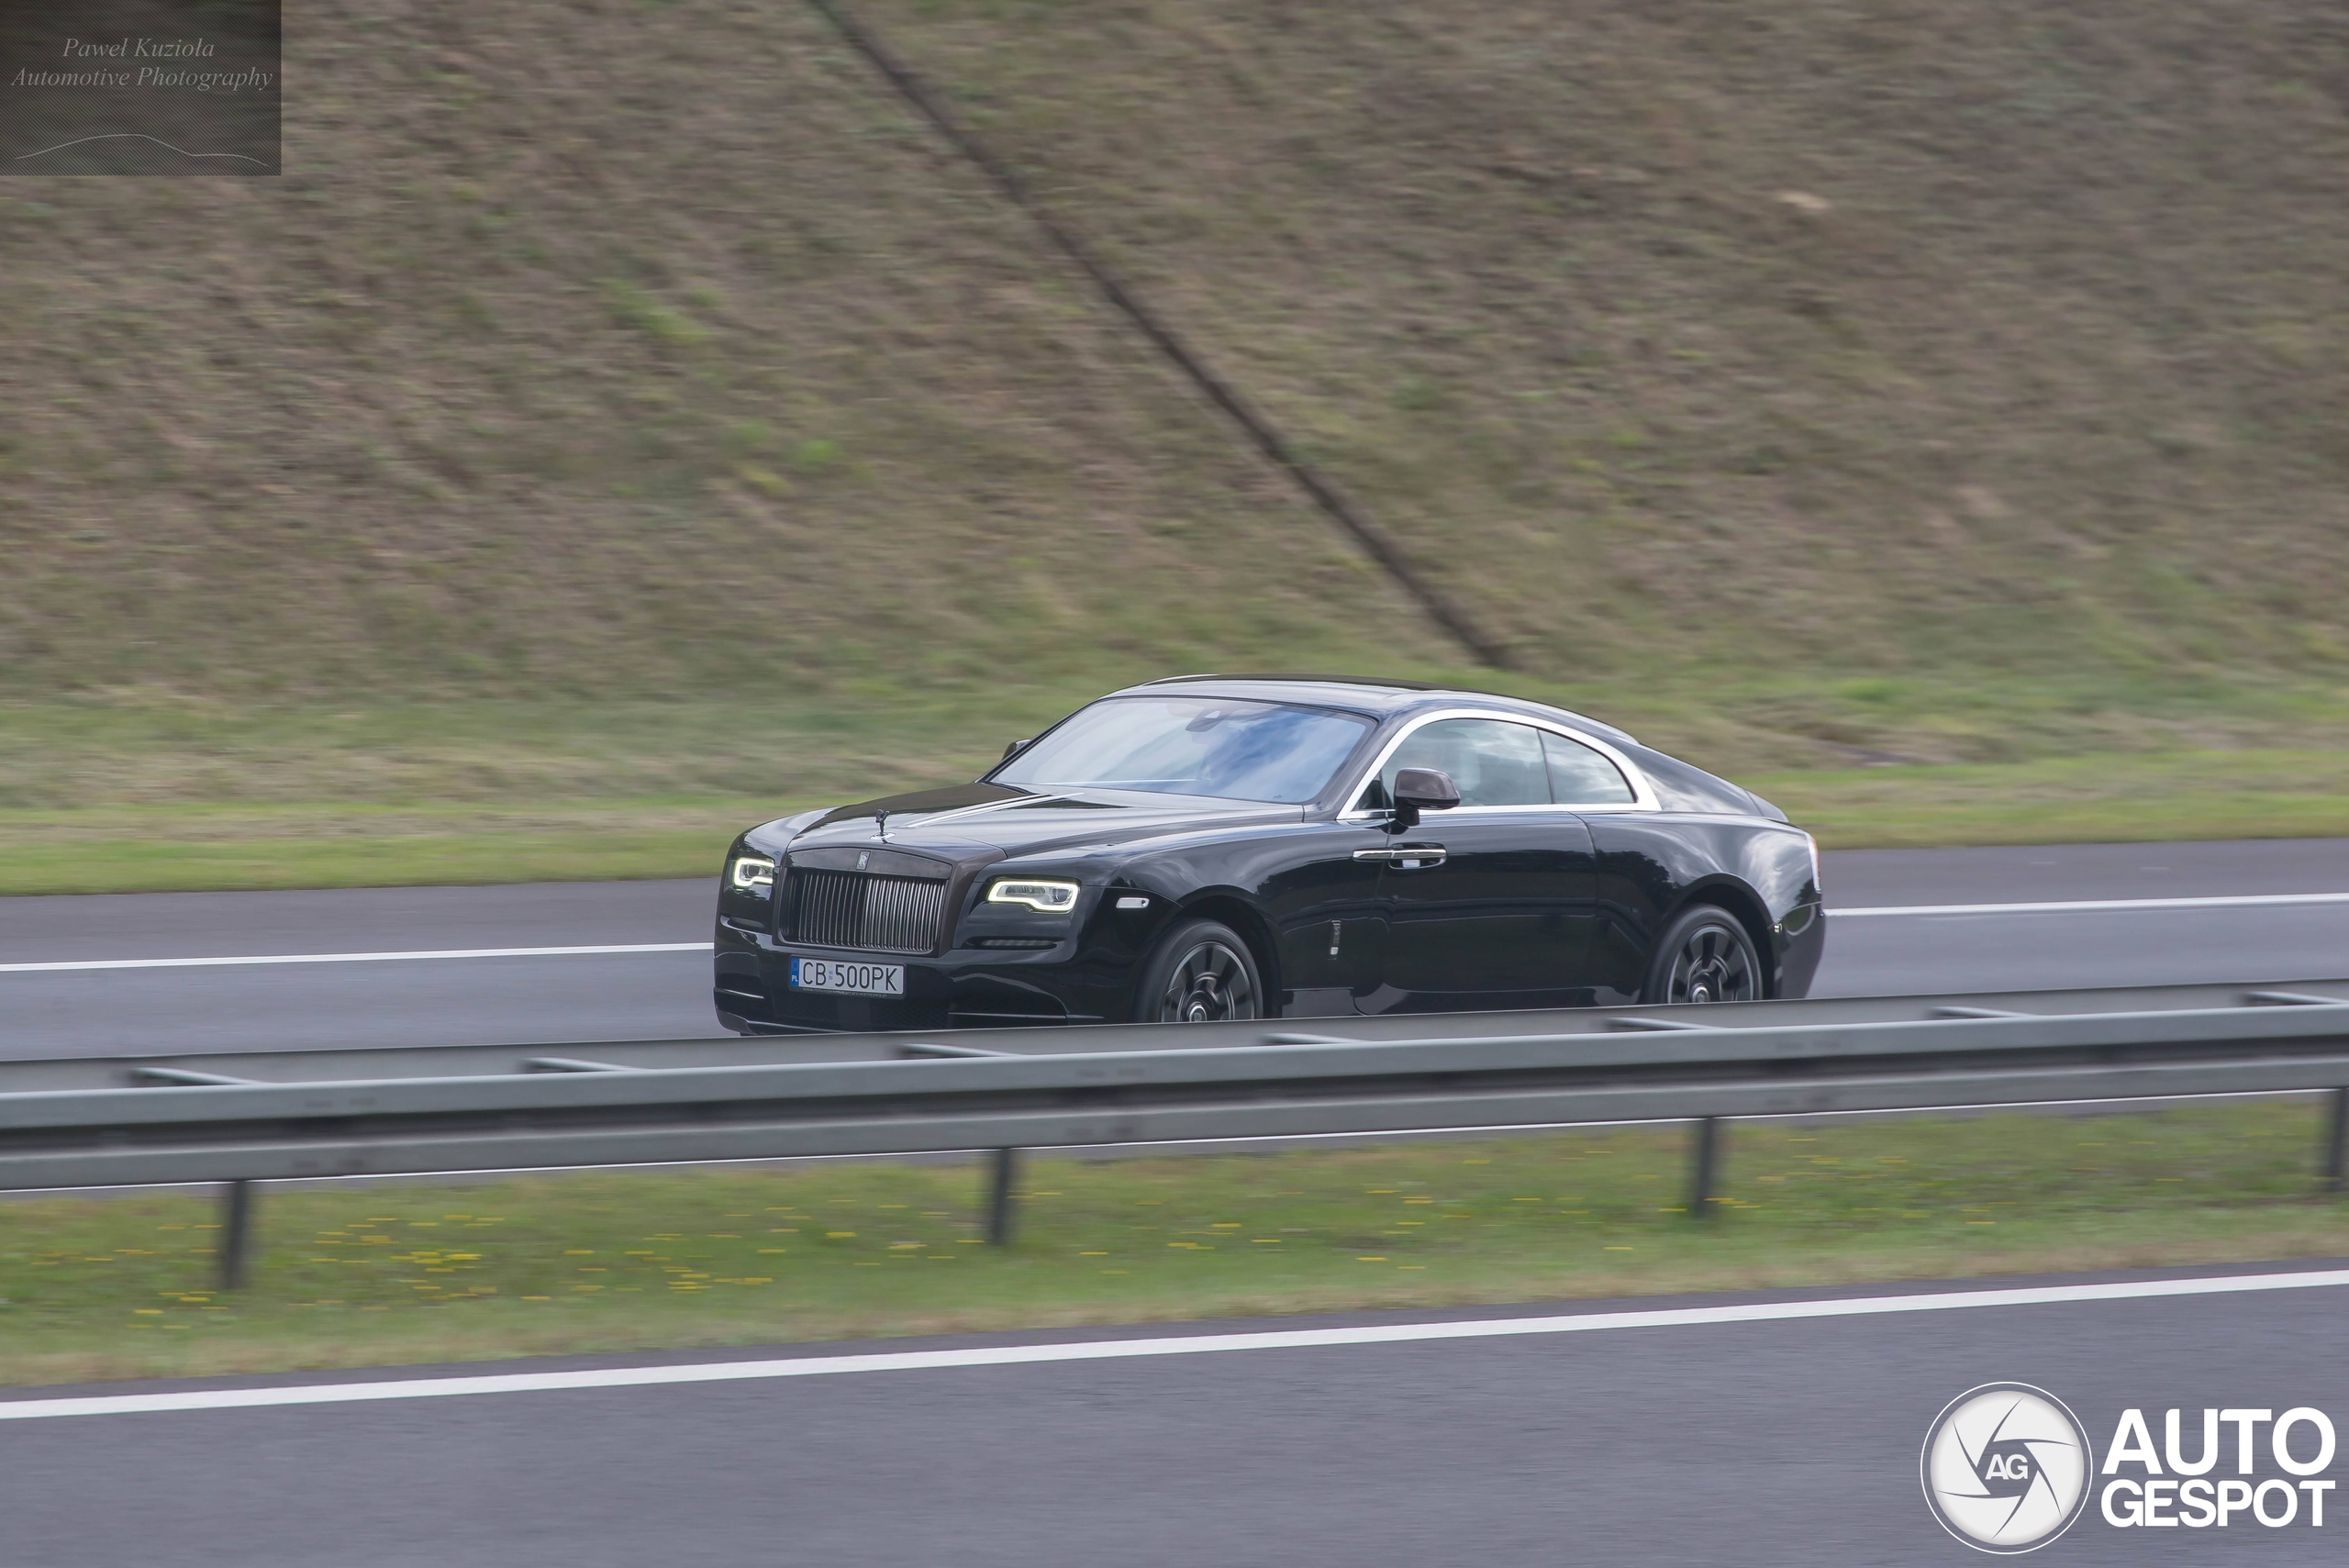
986,877,1081,914
729,855,776,891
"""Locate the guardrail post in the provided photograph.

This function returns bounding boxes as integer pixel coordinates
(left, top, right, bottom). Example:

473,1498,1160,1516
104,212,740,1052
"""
217,1179,254,1290
986,1148,1019,1244
2325,1089,2348,1193
1688,1117,1722,1218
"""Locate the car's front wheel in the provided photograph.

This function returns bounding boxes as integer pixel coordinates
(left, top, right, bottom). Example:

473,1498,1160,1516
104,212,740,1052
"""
1138,917,1263,1023
1642,905,1762,1006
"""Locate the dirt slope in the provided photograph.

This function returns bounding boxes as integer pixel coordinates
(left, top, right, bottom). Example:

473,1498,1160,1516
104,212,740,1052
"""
866,0,2349,691
3,0,2344,762
0,0,1420,701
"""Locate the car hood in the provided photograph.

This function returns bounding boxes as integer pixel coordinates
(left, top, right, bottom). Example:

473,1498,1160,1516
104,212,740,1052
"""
774,783,1304,863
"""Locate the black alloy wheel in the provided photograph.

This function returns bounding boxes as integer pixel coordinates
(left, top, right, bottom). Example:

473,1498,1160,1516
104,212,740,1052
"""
1140,917,1263,1023
1643,905,1762,1006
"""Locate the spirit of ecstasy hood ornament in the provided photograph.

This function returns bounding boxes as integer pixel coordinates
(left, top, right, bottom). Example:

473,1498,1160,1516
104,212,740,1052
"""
873,807,890,842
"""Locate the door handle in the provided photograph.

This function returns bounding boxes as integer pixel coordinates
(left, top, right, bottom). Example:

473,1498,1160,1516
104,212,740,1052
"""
1353,846,1448,869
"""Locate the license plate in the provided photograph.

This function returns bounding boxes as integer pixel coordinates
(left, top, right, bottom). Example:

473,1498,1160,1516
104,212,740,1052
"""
789,957,906,996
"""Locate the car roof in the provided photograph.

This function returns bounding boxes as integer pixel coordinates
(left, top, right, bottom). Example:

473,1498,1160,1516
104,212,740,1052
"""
1110,673,1640,745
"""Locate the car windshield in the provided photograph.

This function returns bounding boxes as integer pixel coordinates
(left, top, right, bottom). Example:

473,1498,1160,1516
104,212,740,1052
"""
995,696,1373,805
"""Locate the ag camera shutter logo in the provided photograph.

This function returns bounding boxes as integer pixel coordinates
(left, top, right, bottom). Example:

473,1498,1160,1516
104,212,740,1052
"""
1920,1383,2093,1553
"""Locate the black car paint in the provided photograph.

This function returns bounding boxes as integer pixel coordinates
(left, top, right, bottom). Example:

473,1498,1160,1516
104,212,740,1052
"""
713,678,1825,1032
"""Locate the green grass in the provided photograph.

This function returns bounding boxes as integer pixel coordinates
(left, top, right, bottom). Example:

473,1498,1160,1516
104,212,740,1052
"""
0,691,1108,811
9,742,2349,897
1755,751,2349,850
6,684,2349,895
0,688,1062,894
0,803,800,896
10,751,2349,896
6,1101,2347,1387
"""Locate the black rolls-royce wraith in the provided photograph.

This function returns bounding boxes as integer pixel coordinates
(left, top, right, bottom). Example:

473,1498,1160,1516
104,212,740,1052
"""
714,675,1823,1033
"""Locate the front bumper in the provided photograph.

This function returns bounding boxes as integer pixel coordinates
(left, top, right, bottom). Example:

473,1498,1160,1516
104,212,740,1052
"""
714,921,1132,1033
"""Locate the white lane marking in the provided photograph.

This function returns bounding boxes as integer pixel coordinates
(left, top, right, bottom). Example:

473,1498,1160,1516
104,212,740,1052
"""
5,1267,2345,1422
1831,892,2349,918
0,943,712,975
11,893,2343,970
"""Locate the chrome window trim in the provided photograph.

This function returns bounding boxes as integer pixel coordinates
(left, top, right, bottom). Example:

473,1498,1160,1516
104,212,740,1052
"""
1335,707,1662,818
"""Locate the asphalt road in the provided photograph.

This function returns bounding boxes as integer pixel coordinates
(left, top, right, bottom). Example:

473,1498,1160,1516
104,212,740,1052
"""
6,855,2349,1565
2,839,2346,1057
9,1262,2349,1567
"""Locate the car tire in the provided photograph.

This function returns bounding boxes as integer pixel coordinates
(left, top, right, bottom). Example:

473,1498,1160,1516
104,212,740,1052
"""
1137,917,1264,1024
1642,904,1762,1006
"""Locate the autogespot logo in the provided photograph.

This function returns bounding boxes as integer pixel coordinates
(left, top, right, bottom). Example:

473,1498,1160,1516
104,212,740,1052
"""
1922,1387,2341,1551
1921,1384,2094,1553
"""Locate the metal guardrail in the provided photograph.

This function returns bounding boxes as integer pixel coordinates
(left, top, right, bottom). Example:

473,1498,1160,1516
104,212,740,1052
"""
11,978,2349,1094
6,979,2349,1287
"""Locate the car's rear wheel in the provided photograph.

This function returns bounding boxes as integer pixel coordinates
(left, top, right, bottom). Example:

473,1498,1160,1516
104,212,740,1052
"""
1643,905,1762,1006
1138,917,1263,1023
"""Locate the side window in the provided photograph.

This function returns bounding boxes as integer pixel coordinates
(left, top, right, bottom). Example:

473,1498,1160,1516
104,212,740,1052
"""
1379,719,1552,807
1542,728,1635,805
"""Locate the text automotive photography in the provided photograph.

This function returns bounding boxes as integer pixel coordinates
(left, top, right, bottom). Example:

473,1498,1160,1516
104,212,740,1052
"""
1,0,277,174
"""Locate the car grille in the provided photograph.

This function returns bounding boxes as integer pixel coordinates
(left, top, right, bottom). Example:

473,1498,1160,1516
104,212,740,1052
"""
782,869,949,955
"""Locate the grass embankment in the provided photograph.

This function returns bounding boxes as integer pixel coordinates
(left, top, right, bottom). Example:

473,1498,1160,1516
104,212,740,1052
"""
861,0,2349,687
5,0,2347,731
6,0,2349,891
6,1101,2347,1387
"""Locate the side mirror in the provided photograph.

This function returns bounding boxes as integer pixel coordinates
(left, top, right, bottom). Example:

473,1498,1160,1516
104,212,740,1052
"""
1002,739,1031,762
1392,767,1461,812
1388,766,1460,830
